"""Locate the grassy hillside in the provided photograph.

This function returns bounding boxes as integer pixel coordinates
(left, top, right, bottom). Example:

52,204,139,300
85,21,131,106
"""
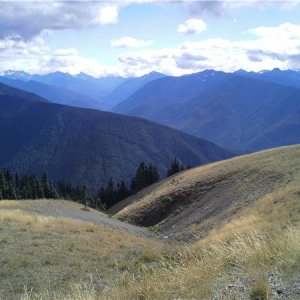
106,184,300,300
113,144,300,242
1,146,300,299
0,84,232,190
0,200,164,300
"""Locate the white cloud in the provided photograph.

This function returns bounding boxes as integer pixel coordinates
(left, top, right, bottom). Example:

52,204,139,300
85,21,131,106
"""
2,22,300,77
118,23,300,76
180,0,300,17
110,37,153,48
97,5,118,25
0,36,119,77
177,19,207,35
1,1,300,77
0,2,119,40
0,1,298,41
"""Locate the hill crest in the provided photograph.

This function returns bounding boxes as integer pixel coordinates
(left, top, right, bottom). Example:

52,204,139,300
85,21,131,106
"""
112,144,300,241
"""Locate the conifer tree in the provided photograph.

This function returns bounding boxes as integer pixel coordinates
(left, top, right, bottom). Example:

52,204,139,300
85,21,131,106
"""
81,185,92,206
41,172,58,199
167,157,186,177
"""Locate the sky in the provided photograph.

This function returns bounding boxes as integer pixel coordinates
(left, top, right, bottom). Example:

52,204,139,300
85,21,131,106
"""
1,0,300,77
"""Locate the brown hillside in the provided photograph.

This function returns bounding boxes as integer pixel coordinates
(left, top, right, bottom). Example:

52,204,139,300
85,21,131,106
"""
112,144,300,242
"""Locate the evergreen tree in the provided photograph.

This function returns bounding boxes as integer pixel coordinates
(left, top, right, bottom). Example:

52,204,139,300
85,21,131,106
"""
167,157,186,177
131,162,160,193
117,180,130,201
41,172,58,199
0,170,5,199
97,178,131,209
0,160,162,208
81,185,92,206
14,173,20,199
93,191,104,209
19,175,32,199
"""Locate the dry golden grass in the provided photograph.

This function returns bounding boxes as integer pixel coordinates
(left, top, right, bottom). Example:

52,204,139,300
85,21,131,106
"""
0,201,164,300
2,145,300,299
100,184,300,300
113,144,300,240
15,183,300,300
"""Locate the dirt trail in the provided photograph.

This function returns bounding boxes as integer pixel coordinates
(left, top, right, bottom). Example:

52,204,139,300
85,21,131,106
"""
24,200,152,238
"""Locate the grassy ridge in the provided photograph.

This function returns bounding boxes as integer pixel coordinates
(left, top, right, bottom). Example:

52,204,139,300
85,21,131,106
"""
9,183,300,299
103,185,300,299
1,145,300,299
113,144,300,242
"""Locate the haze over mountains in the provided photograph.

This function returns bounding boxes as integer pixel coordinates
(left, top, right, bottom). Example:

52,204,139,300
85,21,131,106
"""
0,82,232,190
0,77,103,110
103,71,166,109
235,68,300,89
113,69,300,152
0,70,165,110
1,68,300,154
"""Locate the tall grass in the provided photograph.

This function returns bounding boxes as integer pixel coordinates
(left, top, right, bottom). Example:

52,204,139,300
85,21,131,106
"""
18,185,300,299
0,201,164,300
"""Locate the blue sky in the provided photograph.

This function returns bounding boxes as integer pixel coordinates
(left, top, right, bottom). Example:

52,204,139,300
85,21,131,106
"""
1,1,300,77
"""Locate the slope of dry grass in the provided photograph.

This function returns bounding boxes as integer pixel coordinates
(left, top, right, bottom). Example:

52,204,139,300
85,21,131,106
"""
1,144,300,299
0,201,164,300
17,180,300,300
100,182,300,300
113,144,300,242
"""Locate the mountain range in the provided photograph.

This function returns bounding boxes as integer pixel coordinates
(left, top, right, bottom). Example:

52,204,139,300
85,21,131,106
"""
2,68,300,155
0,77,105,110
103,71,166,109
0,82,232,190
235,68,300,89
0,71,128,110
0,70,166,111
112,69,300,152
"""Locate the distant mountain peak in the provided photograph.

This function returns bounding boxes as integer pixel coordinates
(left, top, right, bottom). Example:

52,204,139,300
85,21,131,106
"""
75,72,95,80
2,70,32,80
149,71,164,75
234,69,248,74
48,71,73,78
271,67,282,72
141,71,166,79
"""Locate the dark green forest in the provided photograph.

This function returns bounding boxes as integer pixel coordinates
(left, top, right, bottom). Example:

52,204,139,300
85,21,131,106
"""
0,158,185,210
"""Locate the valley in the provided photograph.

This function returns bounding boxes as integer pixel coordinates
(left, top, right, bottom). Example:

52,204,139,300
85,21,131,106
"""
0,82,232,191
1,69,300,299
112,69,300,152
1,2,300,299
0,144,300,299
3,68,300,153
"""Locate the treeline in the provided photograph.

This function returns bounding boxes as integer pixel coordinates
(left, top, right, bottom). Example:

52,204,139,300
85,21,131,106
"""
0,170,58,200
94,159,187,209
0,169,95,203
97,162,160,209
0,158,187,209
